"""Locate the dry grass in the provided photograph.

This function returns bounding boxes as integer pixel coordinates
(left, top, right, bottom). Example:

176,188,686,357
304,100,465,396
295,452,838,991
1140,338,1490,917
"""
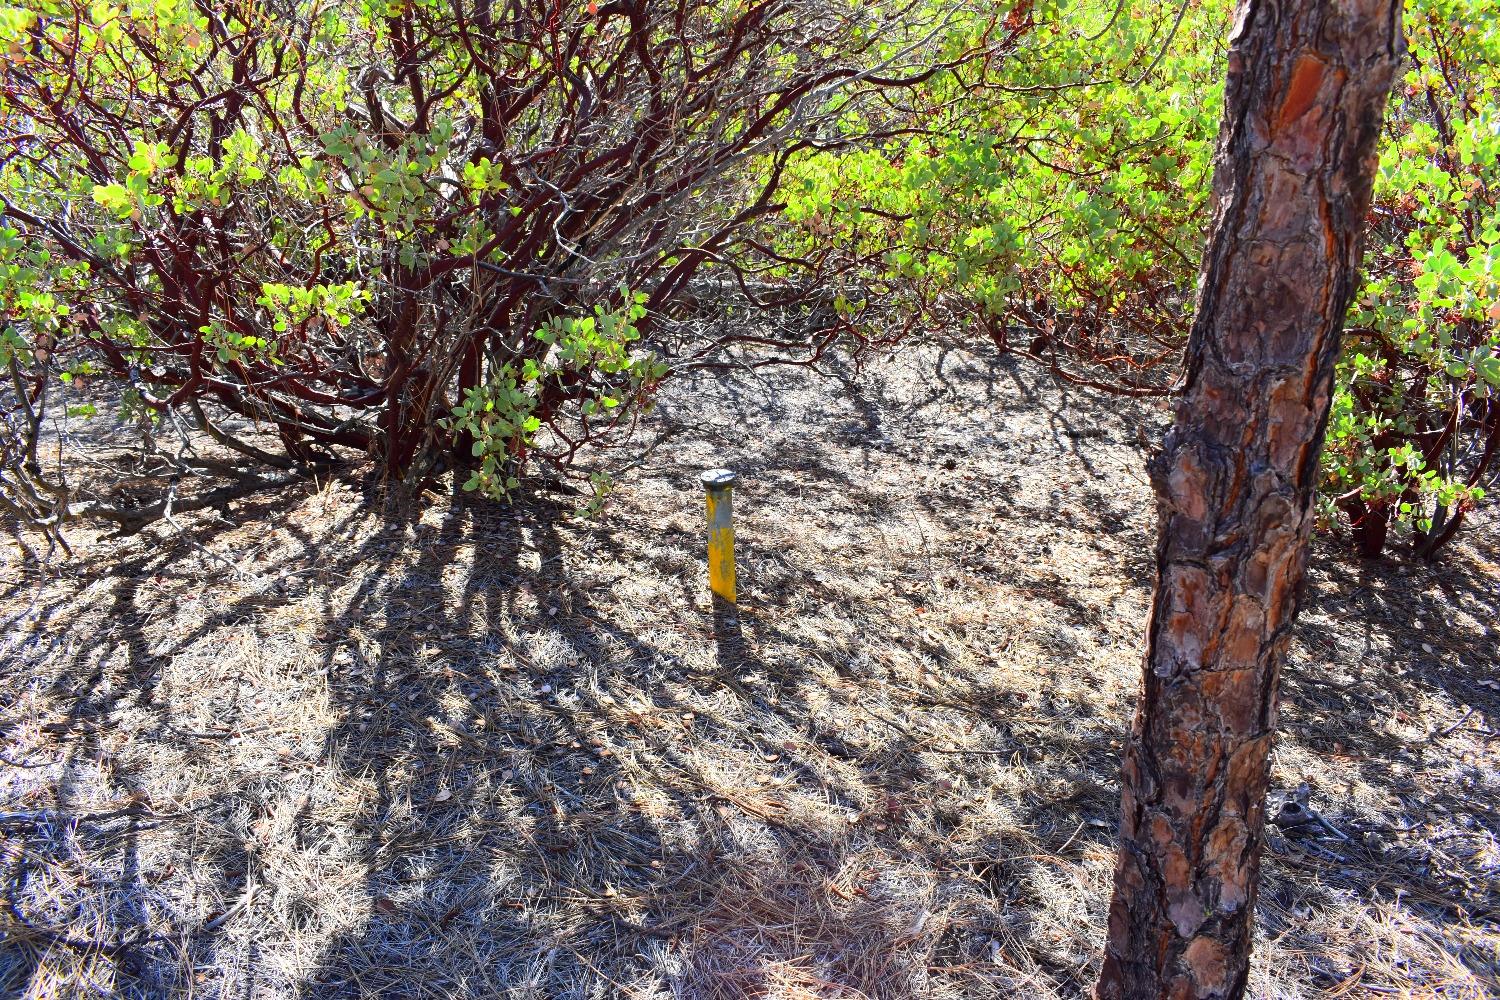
1,338,1497,999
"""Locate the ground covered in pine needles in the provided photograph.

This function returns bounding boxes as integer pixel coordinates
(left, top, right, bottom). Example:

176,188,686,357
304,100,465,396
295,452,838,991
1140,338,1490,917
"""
2,337,1498,999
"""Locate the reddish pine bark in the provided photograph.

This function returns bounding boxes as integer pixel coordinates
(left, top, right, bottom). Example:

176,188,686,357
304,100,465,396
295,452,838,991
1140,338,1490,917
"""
1095,3,1403,998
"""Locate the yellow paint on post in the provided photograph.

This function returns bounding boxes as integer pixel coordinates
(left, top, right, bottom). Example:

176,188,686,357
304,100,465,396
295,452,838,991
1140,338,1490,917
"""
700,469,738,604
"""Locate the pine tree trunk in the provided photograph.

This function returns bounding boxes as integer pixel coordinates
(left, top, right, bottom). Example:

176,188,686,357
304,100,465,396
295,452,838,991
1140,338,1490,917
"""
1095,3,1402,998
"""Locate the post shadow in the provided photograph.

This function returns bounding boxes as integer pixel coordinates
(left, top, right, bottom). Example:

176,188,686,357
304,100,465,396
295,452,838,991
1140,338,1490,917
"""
711,594,747,677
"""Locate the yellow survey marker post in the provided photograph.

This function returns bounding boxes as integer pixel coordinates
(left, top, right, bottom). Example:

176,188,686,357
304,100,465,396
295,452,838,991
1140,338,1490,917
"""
700,468,739,604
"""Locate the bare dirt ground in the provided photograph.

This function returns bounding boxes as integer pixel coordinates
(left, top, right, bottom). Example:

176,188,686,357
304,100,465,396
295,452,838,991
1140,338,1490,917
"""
2,336,1497,999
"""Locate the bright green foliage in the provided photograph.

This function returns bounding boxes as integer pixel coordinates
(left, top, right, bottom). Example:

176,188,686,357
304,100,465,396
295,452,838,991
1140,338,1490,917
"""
1,0,953,545
1324,0,1500,556
794,0,1500,557
442,291,663,501
784,0,1228,383
5,0,1495,559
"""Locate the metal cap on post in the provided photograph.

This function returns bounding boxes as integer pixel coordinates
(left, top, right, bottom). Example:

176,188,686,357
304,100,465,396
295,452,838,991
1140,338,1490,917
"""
700,468,738,492
700,468,738,604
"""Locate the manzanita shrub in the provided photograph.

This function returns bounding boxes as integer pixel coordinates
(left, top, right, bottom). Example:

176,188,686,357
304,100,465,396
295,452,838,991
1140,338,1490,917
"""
780,0,1227,395
4,0,1494,559
793,0,1499,558
0,0,994,550
1324,0,1500,558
